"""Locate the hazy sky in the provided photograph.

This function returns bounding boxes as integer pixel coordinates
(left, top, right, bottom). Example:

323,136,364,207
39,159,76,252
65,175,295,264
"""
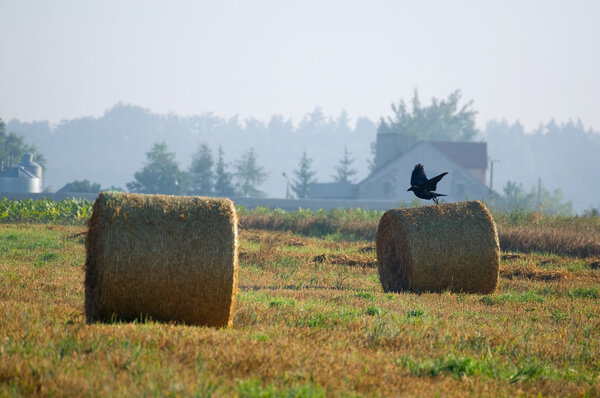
1,0,599,131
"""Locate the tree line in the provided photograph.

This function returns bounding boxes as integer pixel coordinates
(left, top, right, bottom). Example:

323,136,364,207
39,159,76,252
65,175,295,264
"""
3,89,599,212
122,142,358,198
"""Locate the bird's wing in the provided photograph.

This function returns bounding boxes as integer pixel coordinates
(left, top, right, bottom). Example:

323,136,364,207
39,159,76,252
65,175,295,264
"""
410,164,428,186
424,172,448,191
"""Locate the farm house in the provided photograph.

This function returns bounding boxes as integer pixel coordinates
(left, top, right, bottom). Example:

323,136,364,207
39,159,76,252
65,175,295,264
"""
309,136,492,203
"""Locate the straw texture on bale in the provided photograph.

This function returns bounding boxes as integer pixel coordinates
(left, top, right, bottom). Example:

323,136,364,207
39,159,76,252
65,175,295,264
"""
376,200,499,294
85,192,238,327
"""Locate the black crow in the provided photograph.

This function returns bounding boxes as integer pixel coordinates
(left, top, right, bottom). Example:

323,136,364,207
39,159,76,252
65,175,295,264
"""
407,164,448,204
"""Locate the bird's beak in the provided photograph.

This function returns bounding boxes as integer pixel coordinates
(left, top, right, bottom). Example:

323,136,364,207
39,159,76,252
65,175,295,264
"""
407,187,412,192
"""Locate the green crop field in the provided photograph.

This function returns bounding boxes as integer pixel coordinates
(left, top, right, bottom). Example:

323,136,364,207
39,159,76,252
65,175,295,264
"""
1,199,599,396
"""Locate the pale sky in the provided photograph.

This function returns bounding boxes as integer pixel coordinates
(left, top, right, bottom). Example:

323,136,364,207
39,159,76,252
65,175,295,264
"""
1,0,599,131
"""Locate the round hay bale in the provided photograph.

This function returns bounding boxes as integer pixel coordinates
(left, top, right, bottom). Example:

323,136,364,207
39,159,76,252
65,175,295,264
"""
85,192,238,327
376,200,499,294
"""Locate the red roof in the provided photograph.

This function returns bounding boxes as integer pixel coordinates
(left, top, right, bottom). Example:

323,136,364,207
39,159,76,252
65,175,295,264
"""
429,141,487,169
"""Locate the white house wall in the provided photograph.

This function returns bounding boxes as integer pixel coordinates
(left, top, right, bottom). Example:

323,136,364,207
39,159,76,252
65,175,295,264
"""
357,143,491,203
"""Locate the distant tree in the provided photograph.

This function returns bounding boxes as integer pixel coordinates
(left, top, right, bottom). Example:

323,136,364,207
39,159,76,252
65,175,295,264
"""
213,147,236,197
188,143,214,195
297,106,331,136
494,181,535,211
490,181,573,215
485,118,600,213
291,151,317,199
104,186,125,192
126,141,189,194
334,110,351,135
267,114,294,135
333,147,358,184
375,90,479,164
234,148,268,198
0,117,46,170
57,179,101,193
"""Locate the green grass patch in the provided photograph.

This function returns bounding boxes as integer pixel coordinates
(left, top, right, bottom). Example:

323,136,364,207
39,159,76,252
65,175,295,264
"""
398,354,498,379
269,297,297,308
293,304,360,329
354,292,374,300
406,309,425,318
236,378,327,398
567,287,599,299
366,306,381,316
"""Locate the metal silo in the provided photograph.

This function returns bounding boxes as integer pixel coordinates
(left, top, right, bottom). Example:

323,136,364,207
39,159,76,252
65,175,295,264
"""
18,153,43,179
0,166,42,193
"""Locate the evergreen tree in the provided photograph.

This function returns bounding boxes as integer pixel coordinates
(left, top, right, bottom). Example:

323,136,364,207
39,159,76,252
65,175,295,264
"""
213,147,236,197
234,148,268,197
333,147,358,184
188,143,214,195
126,141,189,194
291,151,317,199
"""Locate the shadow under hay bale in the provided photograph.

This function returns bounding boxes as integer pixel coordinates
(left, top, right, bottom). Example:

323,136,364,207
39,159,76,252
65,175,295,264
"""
85,192,238,327
376,200,500,294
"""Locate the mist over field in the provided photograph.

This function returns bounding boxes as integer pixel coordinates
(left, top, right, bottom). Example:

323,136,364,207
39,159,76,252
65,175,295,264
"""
6,104,600,212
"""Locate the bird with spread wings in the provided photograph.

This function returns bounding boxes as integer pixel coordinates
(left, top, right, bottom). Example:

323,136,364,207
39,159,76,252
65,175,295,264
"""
407,164,448,204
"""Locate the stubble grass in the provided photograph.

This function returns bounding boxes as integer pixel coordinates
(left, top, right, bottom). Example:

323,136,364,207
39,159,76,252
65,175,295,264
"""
1,223,599,397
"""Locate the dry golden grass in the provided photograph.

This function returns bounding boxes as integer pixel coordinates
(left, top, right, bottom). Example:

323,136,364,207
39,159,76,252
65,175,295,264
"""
499,225,600,258
239,212,378,241
1,224,600,397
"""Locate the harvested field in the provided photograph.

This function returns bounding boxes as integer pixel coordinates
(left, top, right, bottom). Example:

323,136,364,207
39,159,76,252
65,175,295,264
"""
1,222,600,397
499,225,600,258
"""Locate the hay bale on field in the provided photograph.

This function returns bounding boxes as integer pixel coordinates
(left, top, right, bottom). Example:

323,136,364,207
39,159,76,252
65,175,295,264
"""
376,200,499,294
85,192,238,327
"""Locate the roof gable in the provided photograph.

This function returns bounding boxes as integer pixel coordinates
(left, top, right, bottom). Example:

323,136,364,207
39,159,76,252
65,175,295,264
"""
429,141,487,169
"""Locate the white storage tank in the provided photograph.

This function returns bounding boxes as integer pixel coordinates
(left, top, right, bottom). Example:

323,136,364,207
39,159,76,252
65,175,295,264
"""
0,165,42,193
